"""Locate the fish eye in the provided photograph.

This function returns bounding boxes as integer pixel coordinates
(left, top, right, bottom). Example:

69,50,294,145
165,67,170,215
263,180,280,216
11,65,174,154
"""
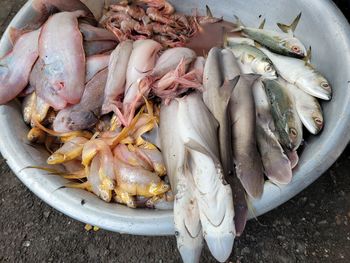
292,46,301,53
289,128,298,138
264,64,273,72
321,82,330,88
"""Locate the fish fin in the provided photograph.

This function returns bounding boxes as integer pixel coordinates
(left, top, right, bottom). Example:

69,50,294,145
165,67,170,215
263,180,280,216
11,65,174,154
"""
206,5,213,18
231,15,245,32
277,12,302,35
184,139,220,165
221,76,240,107
303,46,312,64
258,19,266,29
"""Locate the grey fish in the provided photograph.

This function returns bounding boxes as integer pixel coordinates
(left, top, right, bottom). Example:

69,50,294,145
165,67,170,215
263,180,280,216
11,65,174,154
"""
230,74,264,199
203,47,240,177
233,13,306,58
262,78,303,151
53,68,108,132
253,79,293,185
226,43,277,79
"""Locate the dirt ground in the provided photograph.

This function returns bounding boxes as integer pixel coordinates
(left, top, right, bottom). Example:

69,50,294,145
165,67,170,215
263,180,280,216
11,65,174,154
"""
0,0,350,262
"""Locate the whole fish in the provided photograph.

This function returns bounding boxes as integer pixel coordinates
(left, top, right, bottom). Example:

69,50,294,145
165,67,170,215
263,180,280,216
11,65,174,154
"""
38,11,86,109
85,53,110,83
177,93,235,263
87,153,112,202
253,79,293,184
101,40,133,115
261,47,332,100
161,93,235,262
151,47,196,78
123,39,162,124
159,98,203,263
263,78,303,151
283,79,324,135
114,160,170,197
0,29,40,104
84,40,117,56
233,13,306,58
230,75,264,199
226,43,277,79
53,68,108,132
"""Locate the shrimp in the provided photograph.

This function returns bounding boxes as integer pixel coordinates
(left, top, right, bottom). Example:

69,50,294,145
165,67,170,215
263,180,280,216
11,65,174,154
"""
146,7,175,26
110,4,146,21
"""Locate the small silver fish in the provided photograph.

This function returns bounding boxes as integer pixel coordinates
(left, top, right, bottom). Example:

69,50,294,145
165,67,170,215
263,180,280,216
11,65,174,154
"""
261,47,332,100
233,13,306,58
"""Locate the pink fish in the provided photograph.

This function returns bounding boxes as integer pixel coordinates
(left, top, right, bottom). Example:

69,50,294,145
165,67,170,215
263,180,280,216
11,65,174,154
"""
38,11,86,109
123,39,162,124
0,29,40,105
101,40,133,116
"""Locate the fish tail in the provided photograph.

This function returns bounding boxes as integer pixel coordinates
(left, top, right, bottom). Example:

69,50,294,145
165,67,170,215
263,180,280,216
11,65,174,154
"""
277,12,302,35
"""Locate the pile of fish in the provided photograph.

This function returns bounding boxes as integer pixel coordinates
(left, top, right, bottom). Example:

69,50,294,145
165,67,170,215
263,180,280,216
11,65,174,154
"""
0,0,333,262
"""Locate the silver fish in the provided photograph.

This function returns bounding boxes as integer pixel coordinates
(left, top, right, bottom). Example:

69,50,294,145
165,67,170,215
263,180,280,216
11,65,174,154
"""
230,75,265,199
233,13,306,58
226,43,277,79
261,47,332,100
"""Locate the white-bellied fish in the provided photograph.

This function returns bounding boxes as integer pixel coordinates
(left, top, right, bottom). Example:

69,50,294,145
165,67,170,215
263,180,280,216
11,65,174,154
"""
261,47,332,100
